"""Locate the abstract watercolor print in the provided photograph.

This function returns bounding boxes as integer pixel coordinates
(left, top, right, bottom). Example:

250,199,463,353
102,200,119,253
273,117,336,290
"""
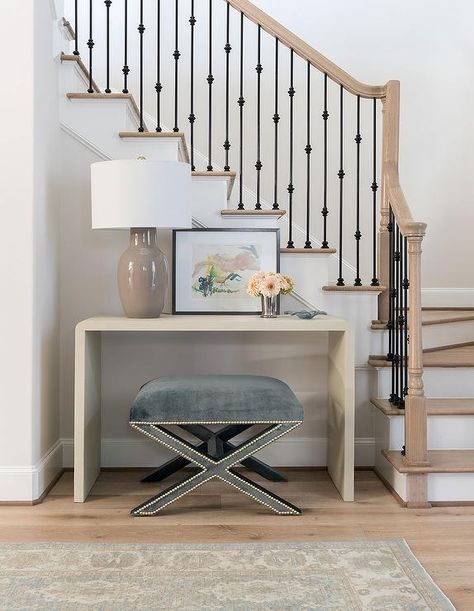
191,244,261,299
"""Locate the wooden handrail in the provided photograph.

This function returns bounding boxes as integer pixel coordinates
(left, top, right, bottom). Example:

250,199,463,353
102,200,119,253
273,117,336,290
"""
380,83,429,505
385,164,426,238
225,0,386,98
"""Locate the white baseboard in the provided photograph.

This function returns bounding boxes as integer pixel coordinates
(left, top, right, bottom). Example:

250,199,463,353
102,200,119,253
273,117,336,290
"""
61,437,375,469
422,288,474,308
0,440,63,502
0,436,374,501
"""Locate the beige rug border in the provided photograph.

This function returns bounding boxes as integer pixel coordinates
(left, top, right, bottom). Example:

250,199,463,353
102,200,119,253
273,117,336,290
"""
0,538,454,610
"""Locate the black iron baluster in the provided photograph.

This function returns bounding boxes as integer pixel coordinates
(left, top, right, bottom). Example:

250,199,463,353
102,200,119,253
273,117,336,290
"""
399,228,405,407
237,12,245,209
207,0,214,171
155,0,162,131
104,1,112,93
388,209,396,402
87,0,94,93
387,210,394,357
337,85,345,283
354,96,362,285
255,25,263,210
223,2,231,171
321,73,329,248
371,98,380,286
403,236,409,398
272,39,280,210
188,0,195,164
173,0,180,132
122,0,129,93
304,61,312,248
138,0,145,132
73,0,79,55
286,49,295,247
394,224,401,405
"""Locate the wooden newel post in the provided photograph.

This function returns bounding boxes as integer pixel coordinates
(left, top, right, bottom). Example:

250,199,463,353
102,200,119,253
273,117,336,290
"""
404,228,428,468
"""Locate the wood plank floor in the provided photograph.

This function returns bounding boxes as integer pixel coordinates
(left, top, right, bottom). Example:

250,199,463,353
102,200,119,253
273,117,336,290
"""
1,469,473,609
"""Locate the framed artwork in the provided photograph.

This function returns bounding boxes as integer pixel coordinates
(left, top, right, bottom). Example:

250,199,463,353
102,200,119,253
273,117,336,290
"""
172,228,280,314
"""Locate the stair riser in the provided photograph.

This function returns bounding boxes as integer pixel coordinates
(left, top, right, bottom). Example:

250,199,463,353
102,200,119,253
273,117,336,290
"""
377,411,474,450
375,459,474,503
422,319,474,349
376,366,474,397
375,319,474,352
428,473,474,502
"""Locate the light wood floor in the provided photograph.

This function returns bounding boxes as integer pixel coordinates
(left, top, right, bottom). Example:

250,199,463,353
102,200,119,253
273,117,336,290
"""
1,469,473,609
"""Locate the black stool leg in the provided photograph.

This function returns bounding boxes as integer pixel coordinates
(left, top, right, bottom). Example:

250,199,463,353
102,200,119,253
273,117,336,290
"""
142,423,287,483
141,441,207,482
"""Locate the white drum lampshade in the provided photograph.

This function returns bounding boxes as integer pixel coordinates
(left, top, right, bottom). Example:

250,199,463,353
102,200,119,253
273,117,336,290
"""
91,159,192,229
90,159,192,318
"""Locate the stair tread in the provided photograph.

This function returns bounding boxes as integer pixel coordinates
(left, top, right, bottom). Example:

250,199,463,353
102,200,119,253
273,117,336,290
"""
192,171,236,199
369,343,474,368
281,247,336,254
383,449,474,473
67,93,148,132
323,285,386,292
61,53,100,93
421,310,474,325
221,209,286,218
372,309,474,330
118,130,189,164
372,397,474,416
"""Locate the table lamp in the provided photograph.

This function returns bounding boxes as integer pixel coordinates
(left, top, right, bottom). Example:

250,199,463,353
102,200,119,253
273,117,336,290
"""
91,159,192,318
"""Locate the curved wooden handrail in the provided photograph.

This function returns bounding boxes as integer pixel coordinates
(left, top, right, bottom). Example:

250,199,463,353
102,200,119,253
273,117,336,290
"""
381,80,426,238
385,163,426,237
225,0,386,98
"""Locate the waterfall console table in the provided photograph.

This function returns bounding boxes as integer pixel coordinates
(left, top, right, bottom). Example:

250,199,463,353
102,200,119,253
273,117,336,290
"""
74,315,355,503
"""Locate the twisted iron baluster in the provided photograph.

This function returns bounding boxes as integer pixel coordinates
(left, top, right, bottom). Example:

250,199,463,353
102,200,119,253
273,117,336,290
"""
337,85,345,282
155,0,162,131
223,3,231,171
304,62,312,248
188,0,196,164
354,95,362,285
87,0,94,93
207,0,214,170
104,1,112,93
286,49,295,247
237,12,245,209
321,73,329,248
255,25,263,210
137,0,145,132
272,39,280,210
122,0,129,93
173,0,180,132
371,98,380,286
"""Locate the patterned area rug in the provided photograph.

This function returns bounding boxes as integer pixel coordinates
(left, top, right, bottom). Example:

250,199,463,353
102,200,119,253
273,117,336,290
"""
0,540,453,610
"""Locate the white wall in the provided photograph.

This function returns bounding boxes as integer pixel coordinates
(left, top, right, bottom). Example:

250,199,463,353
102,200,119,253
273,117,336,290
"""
0,0,61,501
0,1,35,486
252,0,474,292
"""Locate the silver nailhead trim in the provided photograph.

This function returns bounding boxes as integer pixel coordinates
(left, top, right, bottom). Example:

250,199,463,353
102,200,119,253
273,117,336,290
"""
130,419,300,425
130,421,302,516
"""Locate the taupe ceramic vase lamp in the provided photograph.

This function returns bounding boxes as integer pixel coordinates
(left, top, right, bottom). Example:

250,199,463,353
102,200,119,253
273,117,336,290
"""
91,159,192,318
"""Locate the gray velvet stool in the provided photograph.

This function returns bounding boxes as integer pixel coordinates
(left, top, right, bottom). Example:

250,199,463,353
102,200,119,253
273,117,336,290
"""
129,375,303,516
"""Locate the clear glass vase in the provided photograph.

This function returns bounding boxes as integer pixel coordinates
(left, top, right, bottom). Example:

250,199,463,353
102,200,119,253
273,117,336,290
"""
260,295,278,318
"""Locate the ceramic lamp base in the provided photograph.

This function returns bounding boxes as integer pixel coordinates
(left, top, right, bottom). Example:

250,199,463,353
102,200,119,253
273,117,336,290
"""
117,228,168,318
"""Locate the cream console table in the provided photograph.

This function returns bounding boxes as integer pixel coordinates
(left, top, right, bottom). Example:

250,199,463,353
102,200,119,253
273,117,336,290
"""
74,315,355,503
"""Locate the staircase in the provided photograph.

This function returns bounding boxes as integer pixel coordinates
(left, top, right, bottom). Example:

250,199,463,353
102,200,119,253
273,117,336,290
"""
58,1,474,506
